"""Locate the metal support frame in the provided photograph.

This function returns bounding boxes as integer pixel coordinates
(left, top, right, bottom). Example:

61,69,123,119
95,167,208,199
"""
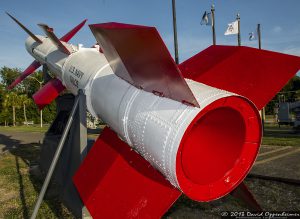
77,90,91,218
231,182,262,211
31,90,89,219
78,90,88,158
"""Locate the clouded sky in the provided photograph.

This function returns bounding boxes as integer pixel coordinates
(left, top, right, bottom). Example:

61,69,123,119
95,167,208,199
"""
0,0,300,73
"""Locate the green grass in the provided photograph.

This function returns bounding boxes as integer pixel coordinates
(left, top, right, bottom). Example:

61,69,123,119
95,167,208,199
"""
0,125,49,133
262,136,300,146
0,143,72,218
262,123,300,146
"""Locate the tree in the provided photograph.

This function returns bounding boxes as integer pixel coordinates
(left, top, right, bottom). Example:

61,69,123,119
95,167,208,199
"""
265,75,300,114
0,67,20,86
0,67,24,126
0,67,54,126
19,94,31,125
279,75,300,102
2,92,22,126
23,71,44,96
0,67,26,94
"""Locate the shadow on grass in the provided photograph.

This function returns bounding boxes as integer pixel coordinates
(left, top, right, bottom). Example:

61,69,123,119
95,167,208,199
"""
15,156,29,219
0,133,69,219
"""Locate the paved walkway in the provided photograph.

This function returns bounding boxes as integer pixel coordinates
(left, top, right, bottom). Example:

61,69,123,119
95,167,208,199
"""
251,145,300,180
0,130,45,155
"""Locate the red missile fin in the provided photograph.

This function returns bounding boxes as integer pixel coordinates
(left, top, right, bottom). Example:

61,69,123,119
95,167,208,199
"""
73,127,181,219
32,78,65,110
178,45,300,110
8,60,41,90
60,19,87,42
89,22,199,107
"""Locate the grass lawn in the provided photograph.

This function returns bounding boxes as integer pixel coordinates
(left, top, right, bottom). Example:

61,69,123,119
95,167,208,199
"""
262,136,300,146
262,123,300,146
0,143,72,218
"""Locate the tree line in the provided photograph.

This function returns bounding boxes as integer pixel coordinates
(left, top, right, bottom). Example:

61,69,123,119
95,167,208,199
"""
265,75,300,114
0,67,56,126
0,66,299,126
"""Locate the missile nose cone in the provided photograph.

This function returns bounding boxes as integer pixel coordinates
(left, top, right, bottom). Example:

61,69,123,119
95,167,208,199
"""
176,96,261,201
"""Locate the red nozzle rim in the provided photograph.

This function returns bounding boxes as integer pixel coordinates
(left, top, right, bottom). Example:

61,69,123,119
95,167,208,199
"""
176,96,262,201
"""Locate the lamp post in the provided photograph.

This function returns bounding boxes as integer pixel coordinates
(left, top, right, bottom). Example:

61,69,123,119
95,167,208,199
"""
28,76,44,128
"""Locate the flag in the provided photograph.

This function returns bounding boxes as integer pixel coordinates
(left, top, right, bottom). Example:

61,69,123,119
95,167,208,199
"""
249,31,257,41
224,20,238,35
201,11,212,26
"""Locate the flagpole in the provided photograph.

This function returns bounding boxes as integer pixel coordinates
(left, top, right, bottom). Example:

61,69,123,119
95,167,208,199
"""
257,23,261,49
211,4,216,45
257,23,265,132
172,0,179,64
237,13,241,46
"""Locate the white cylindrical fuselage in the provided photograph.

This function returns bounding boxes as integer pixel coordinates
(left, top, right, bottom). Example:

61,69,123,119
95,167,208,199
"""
26,37,262,201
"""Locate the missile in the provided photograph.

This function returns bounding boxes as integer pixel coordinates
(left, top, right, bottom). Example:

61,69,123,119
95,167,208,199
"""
7,14,300,218
6,12,87,91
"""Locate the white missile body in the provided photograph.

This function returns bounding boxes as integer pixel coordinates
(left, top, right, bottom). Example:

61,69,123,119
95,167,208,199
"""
25,35,261,200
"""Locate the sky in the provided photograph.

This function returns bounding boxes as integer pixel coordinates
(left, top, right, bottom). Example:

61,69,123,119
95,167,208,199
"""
0,0,300,75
